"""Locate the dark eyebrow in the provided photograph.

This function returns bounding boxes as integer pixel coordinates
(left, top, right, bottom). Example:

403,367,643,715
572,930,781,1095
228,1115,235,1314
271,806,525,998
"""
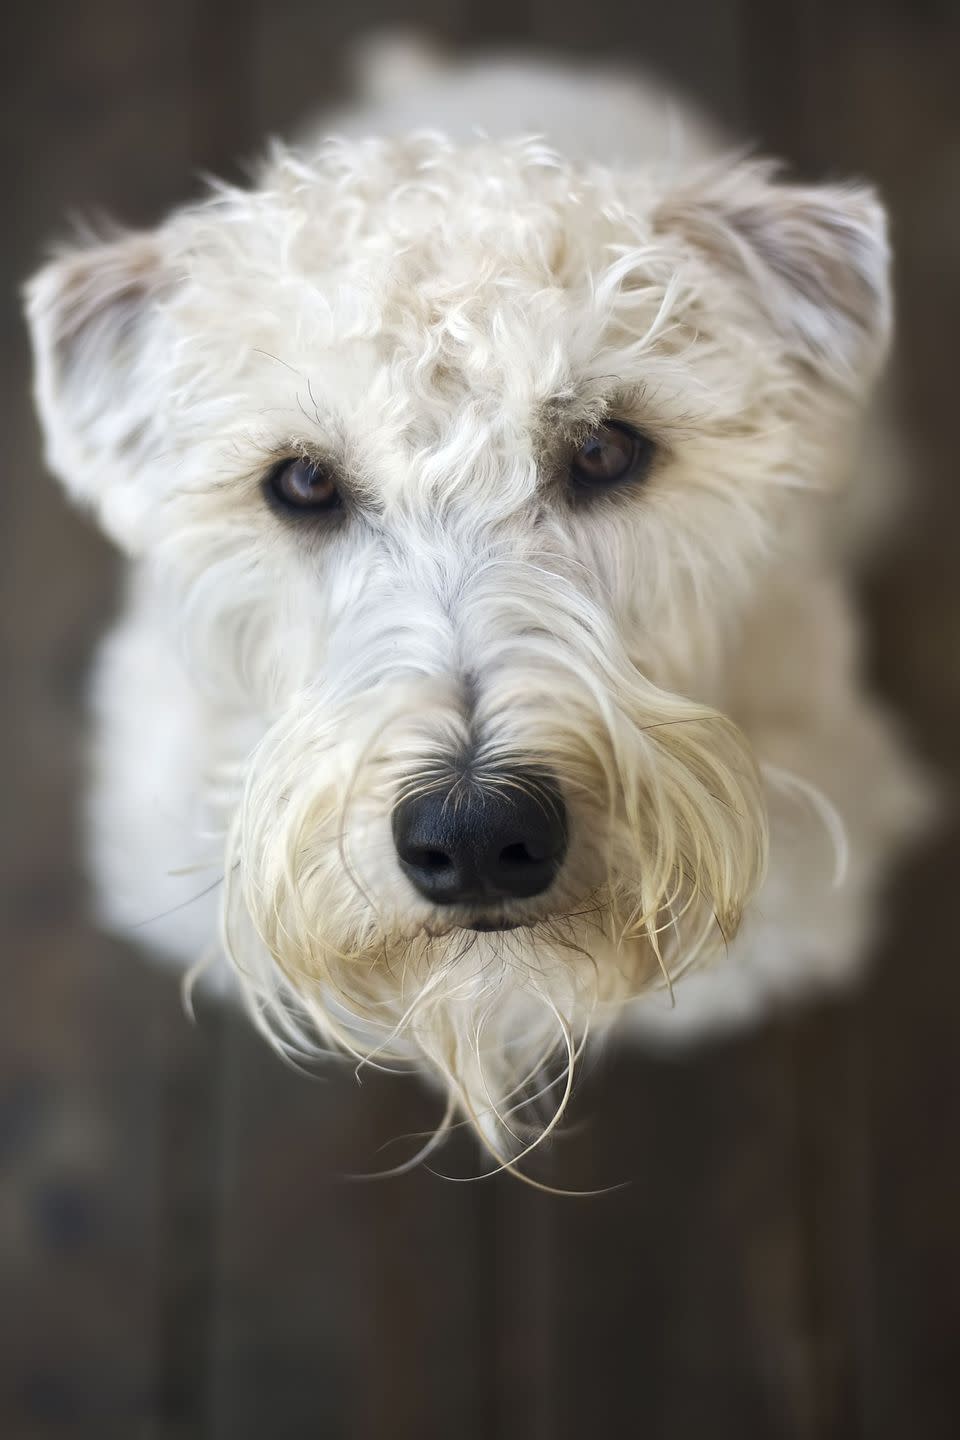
252,347,328,433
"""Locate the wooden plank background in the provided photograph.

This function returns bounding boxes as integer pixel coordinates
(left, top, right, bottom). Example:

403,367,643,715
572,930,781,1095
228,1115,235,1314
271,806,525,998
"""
2,2,958,1436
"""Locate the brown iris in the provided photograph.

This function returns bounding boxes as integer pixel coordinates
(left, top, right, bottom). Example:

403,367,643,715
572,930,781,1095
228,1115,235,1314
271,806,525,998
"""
266,457,341,513
570,421,654,491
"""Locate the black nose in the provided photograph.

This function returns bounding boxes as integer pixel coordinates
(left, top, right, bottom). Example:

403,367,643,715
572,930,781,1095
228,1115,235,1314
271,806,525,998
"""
392,771,567,906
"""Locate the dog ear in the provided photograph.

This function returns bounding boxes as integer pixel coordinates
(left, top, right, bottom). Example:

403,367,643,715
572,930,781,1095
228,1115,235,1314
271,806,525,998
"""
24,230,172,548
655,160,891,388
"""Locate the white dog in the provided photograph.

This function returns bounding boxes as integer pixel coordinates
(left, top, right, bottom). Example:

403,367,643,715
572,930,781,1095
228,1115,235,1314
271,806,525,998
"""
25,41,931,1170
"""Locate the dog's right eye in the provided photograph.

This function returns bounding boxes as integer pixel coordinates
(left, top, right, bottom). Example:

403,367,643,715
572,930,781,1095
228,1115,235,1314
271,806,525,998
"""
265,457,342,514
569,421,655,493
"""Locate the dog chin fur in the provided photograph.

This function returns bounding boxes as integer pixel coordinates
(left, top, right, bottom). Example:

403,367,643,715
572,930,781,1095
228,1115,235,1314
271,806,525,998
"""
25,40,933,1166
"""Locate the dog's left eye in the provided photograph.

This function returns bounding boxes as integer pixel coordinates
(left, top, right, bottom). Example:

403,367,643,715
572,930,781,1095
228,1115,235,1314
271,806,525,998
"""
570,422,655,491
265,457,341,514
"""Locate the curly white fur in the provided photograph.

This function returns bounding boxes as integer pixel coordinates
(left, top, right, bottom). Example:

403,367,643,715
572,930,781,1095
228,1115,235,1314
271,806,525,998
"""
25,44,931,1170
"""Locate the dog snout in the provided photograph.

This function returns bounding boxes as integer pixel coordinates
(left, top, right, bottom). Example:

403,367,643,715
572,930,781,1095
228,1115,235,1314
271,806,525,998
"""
392,771,568,906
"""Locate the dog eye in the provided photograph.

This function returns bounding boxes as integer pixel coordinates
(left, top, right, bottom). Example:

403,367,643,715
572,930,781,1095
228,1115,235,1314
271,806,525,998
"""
265,457,341,514
570,422,655,491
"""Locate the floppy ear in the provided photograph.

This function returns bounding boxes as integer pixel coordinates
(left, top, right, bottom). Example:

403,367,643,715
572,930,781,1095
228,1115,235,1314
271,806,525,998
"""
24,230,172,548
655,160,892,388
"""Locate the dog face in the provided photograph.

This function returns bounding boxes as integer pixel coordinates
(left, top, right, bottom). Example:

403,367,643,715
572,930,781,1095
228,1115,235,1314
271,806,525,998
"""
26,135,890,1153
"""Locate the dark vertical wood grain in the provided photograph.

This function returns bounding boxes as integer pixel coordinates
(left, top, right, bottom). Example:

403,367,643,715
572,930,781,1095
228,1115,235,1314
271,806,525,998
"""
2,9,220,1437
742,5,960,1437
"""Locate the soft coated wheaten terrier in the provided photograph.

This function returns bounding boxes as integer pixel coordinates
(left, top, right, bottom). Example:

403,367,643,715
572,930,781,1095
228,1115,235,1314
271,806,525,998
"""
26,39,931,1173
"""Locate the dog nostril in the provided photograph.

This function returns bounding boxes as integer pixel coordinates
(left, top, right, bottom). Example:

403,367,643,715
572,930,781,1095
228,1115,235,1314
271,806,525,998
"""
409,847,452,872
499,841,537,866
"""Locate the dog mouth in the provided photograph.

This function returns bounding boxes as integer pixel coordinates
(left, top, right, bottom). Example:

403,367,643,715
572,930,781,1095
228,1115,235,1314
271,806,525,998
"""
461,918,523,933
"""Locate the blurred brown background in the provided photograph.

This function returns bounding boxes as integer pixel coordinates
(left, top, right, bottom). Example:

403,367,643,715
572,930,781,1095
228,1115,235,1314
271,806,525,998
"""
2,2,959,1437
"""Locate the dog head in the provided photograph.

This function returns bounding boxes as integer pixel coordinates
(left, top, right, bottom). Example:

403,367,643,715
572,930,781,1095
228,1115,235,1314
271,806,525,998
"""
26,135,890,1158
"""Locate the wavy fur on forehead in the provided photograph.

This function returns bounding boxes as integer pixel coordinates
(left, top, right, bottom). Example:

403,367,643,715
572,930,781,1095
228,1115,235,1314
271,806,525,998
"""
164,137,797,431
